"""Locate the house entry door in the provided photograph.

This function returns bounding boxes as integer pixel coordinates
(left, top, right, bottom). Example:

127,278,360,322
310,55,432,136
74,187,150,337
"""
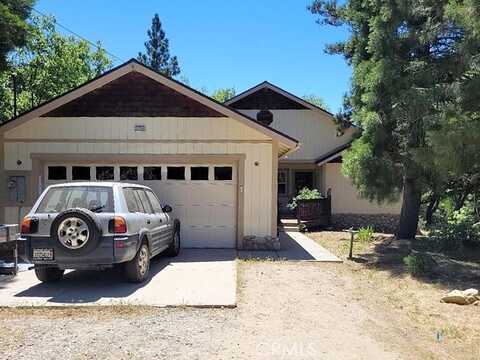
294,171,314,194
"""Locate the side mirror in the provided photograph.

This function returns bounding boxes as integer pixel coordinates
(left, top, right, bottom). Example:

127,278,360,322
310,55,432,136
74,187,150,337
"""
162,205,173,213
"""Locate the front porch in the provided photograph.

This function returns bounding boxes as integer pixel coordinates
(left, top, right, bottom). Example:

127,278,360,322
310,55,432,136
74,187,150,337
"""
277,162,326,215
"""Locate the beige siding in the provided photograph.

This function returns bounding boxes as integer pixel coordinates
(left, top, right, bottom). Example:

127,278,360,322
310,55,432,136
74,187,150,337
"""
2,116,274,237
238,109,355,161
325,163,401,215
4,117,270,141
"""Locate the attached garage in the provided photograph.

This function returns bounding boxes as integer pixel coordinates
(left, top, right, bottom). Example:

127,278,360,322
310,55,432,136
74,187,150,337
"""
0,59,298,249
44,162,237,248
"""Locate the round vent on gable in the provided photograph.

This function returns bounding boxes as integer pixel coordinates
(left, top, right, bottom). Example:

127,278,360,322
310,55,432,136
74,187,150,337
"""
256,109,273,126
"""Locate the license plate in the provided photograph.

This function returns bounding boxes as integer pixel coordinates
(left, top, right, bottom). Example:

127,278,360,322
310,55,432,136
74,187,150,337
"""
33,248,54,261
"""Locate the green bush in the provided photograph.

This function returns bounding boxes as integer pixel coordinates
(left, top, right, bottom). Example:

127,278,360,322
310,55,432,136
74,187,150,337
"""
429,205,480,252
403,253,433,276
287,187,322,210
357,226,374,243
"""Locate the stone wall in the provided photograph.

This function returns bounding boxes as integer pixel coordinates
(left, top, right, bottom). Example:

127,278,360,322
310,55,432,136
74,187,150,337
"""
243,235,281,250
331,213,400,234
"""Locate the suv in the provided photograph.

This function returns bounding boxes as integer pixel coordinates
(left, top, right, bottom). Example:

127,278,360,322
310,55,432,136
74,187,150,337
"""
21,182,180,283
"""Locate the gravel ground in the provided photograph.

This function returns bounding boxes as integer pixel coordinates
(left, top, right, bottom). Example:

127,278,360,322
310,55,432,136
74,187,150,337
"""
0,261,435,360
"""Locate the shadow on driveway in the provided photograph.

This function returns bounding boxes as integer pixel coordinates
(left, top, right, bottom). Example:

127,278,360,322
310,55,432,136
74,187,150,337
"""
3,249,236,307
238,231,341,262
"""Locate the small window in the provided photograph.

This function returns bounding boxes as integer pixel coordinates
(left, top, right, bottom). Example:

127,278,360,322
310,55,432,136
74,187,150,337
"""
145,191,162,213
48,166,67,180
278,169,288,196
135,189,153,214
144,166,162,180
214,166,232,181
123,188,140,213
72,166,91,181
120,166,138,181
167,166,185,180
191,166,209,181
96,166,114,181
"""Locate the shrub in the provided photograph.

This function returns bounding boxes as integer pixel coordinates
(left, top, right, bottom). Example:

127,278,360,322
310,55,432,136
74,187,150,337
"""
403,253,433,276
357,226,374,243
429,205,480,252
287,187,322,210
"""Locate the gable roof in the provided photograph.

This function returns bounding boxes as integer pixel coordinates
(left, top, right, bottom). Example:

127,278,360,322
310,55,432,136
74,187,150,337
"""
315,140,353,165
0,59,299,154
225,81,333,116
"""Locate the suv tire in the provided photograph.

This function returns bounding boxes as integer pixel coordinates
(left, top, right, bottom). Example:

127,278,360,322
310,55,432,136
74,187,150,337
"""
125,242,150,283
51,208,101,256
35,267,65,283
165,229,180,257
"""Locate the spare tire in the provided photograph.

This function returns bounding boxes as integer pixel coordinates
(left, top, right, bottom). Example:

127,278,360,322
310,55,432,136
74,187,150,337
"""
51,208,102,256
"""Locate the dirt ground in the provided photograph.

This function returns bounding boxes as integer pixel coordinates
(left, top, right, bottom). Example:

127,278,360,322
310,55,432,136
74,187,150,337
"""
0,233,478,359
308,231,480,360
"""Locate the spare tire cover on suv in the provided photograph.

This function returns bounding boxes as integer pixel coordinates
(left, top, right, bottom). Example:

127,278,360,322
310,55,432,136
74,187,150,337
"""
50,208,102,256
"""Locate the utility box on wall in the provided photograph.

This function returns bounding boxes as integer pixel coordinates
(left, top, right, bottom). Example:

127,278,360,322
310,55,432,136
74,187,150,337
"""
8,176,26,203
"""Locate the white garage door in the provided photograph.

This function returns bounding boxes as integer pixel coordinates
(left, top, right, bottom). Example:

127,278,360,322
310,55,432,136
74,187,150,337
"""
44,163,237,248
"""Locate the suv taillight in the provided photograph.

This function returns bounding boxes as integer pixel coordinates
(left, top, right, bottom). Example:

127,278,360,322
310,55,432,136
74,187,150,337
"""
21,217,38,234
109,216,127,234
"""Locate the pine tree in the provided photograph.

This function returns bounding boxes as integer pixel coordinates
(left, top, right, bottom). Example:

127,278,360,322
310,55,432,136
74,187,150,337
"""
0,0,34,71
137,14,180,77
309,0,480,238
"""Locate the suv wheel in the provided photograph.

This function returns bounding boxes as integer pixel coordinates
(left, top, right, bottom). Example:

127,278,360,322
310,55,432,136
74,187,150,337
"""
51,208,101,256
125,243,150,283
35,267,65,283
165,230,180,257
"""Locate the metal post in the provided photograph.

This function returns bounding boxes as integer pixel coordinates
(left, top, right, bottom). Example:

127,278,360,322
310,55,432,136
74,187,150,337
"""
349,231,354,259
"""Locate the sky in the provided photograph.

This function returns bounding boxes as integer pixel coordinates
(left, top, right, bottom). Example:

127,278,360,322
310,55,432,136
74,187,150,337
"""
36,0,351,112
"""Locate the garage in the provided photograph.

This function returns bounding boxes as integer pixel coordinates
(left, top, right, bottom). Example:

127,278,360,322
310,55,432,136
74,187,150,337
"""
44,163,237,248
0,59,298,250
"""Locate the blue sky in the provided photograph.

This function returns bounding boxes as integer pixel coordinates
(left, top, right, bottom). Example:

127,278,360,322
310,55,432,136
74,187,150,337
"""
36,0,351,111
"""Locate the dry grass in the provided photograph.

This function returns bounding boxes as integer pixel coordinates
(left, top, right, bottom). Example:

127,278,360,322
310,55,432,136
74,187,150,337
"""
308,231,480,360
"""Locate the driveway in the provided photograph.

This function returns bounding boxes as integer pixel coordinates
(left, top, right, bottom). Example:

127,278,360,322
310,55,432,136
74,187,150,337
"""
0,249,236,307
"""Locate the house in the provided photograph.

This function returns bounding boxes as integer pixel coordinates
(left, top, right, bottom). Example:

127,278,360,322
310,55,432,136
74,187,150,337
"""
225,81,401,232
0,59,399,251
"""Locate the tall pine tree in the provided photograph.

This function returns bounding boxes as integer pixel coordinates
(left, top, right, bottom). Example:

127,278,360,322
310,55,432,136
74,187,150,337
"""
137,14,180,77
309,0,480,238
0,0,34,71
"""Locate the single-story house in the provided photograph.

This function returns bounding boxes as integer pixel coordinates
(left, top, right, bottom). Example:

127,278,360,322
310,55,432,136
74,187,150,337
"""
0,59,400,250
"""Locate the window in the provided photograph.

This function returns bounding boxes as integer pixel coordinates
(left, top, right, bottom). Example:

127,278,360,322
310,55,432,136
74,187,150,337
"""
37,186,113,213
143,166,162,180
120,166,138,181
72,166,91,181
145,191,162,213
214,166,232,181
278,169,288,195
191,166,209,181
123,188,140,213
96,166,114,180
135,189,153,213
167,166,185,180
48,166,67,180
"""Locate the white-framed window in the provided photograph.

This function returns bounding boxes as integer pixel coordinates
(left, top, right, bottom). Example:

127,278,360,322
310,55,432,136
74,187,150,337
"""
278,169,288,196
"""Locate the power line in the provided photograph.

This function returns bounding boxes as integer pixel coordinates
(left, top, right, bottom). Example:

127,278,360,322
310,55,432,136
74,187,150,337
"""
30,6,124,64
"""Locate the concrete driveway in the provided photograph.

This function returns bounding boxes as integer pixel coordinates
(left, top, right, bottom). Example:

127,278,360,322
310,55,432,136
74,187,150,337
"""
0,249,236,307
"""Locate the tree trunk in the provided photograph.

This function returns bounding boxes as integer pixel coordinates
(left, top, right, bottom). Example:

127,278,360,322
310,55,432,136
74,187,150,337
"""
398,177,422,239
425,195,439,226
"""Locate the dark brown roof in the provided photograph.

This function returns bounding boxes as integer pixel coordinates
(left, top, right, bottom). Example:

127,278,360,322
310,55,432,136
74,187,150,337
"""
43,71,223,117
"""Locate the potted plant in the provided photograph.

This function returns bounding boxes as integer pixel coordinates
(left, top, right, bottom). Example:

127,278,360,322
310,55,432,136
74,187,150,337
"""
288,188,331,231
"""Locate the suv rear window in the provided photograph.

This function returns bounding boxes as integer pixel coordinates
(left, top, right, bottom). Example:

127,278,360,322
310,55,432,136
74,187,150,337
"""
36,186,114,213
